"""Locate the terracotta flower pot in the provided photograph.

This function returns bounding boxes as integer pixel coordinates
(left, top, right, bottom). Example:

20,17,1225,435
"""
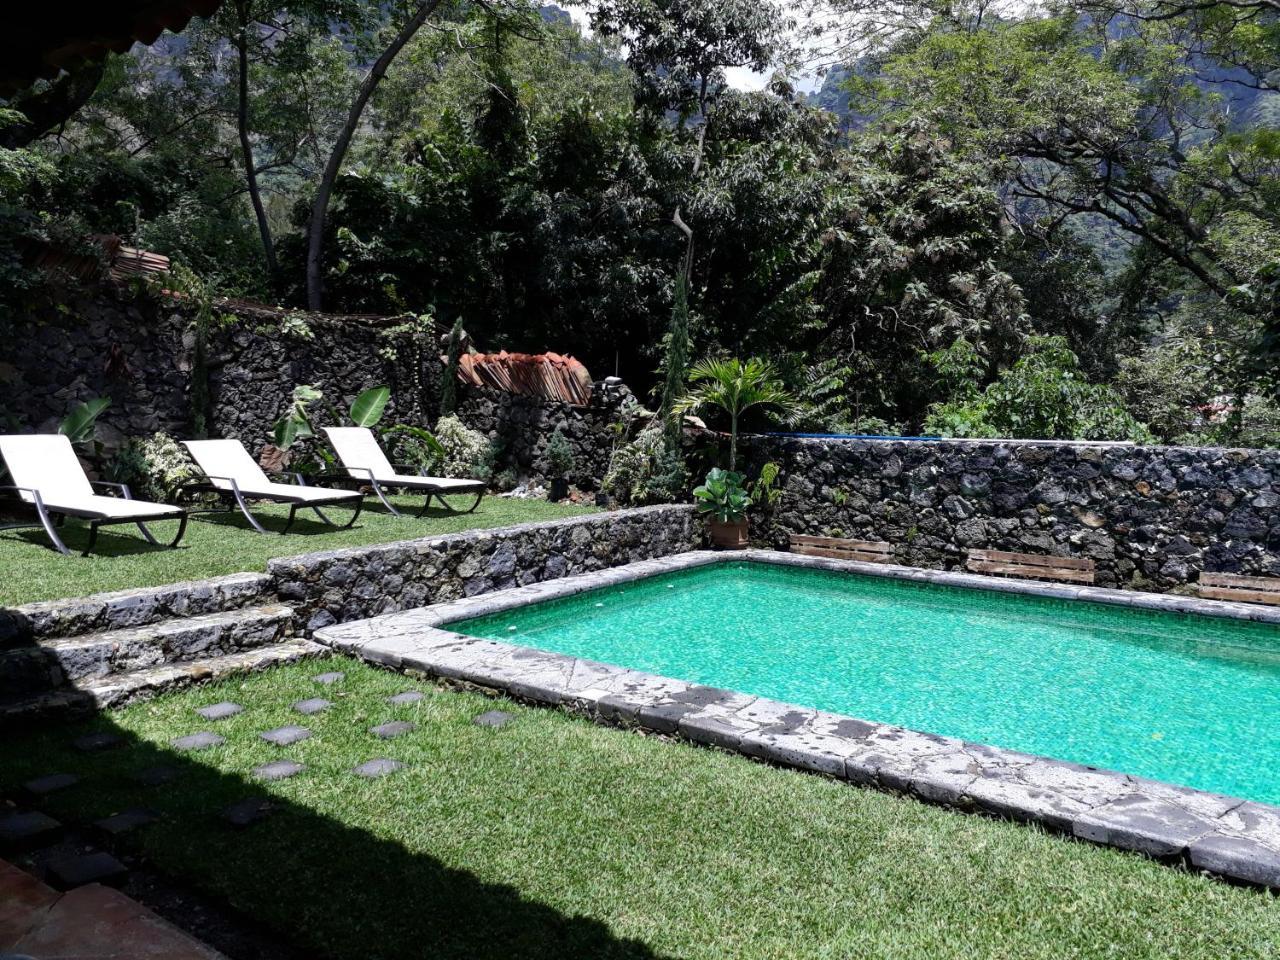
708,517,749,550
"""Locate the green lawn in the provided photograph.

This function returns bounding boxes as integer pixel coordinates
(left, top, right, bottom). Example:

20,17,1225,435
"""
0,496,594,606
2,659,1275,960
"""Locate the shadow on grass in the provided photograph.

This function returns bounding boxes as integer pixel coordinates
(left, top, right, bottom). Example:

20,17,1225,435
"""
1,707,668,960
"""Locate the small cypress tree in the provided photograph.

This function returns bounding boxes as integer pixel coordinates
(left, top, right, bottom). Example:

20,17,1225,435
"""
440,318,464,417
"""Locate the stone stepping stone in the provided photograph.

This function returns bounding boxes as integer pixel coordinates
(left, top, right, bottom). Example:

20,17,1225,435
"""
292,698,331,715
253,760,304,782
22,773,80,797
474,710,514,729
352,758,403,779
259,725,311,747
131,765,179,787
371,721,415,740
196,702,244,721
222,798,271,827
47,851,128,889
0,811,62,850
313,671,345,686
387,690,425,705
170,732,225,752
94,808,158,836
73,732,125,752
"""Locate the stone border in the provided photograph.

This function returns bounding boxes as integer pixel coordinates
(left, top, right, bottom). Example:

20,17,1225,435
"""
316,549,1280,887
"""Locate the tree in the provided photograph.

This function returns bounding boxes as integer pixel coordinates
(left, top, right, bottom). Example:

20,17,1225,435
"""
306,0,447,309
589,0,786,436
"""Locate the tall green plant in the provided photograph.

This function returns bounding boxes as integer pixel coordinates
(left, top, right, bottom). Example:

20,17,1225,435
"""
440,318,464,417
675,357,796,471
659,266,692,454
58,397,111,448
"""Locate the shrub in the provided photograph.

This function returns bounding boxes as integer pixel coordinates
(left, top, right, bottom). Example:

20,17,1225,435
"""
924,336,1153,442
603,424,686,505
429,415,491,479
545,428,575,478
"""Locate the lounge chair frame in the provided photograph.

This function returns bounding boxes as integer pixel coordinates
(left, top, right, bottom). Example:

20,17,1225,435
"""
0,481,188,557
337,464,485,517
173,471,363,534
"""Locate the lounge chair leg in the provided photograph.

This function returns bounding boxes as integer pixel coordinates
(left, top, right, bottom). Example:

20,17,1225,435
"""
282,504,298,535
82,521,100,557
230,488,269,533
433,491,484,515
136,517,188,549
311,497,362,529
371,480,403,517
416,492,434,518
35,502,72,556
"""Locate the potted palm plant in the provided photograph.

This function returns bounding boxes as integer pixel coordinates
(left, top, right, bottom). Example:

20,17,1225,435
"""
676,357,795,547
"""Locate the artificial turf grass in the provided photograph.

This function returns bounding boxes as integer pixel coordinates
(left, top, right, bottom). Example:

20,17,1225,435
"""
1,660,1276,960
0,495,595,606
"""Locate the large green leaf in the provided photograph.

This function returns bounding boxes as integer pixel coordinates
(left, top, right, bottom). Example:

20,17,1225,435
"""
58,397,111,445
349,386,390,428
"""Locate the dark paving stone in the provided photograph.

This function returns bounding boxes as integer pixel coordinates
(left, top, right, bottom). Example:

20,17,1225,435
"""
73,732,125,752
46,851,127,889
474,710,514,728
22,773,80,797
387,690,425,705
252,760,304,782
259,725,311,746
170,732,225,752
352,758,403,779
222,798,271,827
196,701,243,721
94,808,158,836
131,765,179,787
0,811,62,850
292,697,331,715
371,721,416,739
313,671,345,686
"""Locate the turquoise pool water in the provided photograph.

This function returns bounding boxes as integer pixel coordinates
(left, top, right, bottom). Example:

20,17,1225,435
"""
452,561,1280,803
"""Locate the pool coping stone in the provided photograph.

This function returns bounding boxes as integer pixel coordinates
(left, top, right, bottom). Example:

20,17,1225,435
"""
314,549,1280,888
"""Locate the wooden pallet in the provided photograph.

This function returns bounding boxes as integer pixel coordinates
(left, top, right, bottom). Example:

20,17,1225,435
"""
966,548,1096,585
1199,572,1280,607
790,534,894,564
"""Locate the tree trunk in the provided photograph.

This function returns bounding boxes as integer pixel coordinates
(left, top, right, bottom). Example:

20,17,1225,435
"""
236,14,277,277
306,0,442,310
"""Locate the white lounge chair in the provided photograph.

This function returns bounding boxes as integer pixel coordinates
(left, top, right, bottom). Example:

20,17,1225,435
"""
322,426,486,517
179,439,363,534
0,434,188,556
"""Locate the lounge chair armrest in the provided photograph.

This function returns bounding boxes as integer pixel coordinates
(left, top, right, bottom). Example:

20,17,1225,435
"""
0,484,39,501
393,463,428,477
90,481,133,499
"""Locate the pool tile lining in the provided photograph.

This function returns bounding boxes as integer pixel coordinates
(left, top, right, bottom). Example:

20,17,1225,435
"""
314,549,1280,888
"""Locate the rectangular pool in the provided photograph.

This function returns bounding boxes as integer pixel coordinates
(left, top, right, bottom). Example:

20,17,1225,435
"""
451,560,1280,805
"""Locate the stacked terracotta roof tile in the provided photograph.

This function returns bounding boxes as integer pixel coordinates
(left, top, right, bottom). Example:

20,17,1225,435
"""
458,351,593,406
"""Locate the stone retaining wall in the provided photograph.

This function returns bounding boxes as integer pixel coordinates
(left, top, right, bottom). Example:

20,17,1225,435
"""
270,505,701,631
0,285,439,447
742,436,1280,592
454,382,632,490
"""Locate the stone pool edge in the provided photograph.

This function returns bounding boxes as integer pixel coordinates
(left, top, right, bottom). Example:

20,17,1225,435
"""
313,549,1280,888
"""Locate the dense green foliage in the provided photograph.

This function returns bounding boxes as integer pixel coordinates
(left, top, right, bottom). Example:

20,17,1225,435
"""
3,0,1277,443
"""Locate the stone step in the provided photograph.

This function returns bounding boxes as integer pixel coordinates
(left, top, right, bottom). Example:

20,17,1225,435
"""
0,604,296,697
0,639,327,726
0,572,275,648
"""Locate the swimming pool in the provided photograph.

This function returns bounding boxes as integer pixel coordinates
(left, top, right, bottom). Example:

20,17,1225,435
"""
451,560,1280,805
